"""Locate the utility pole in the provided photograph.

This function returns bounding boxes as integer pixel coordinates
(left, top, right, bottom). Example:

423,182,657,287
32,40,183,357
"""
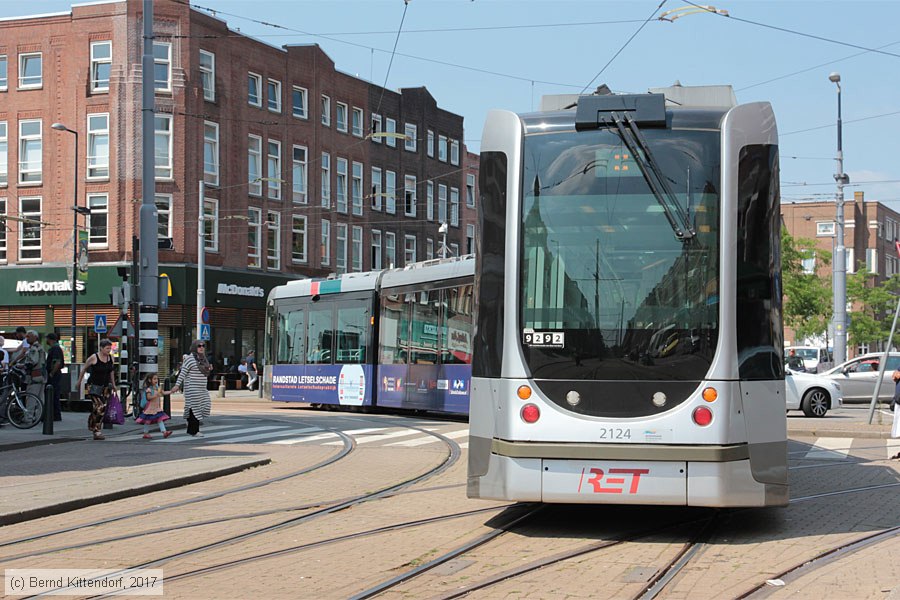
139,0,159,379
197,181,206,337
829,72,849,365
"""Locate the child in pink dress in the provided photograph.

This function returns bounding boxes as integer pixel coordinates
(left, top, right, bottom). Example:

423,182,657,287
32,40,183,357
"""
135,373,173,439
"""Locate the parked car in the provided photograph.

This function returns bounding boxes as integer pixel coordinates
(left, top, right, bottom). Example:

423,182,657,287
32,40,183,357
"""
783,345,833,373
785,369,843,417
819,352,900,403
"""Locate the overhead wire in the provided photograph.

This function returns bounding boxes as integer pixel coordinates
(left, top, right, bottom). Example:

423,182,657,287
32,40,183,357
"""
374,0,411,118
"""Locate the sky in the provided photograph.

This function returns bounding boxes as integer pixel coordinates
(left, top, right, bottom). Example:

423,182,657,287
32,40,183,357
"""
2,0,899,208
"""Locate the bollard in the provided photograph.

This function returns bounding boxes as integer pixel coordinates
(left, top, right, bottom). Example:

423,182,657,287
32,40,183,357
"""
218,376,226,398
163,377,171,417
42,384,54,435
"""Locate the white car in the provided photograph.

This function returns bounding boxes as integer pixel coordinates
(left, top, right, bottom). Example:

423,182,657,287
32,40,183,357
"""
785,369,842,417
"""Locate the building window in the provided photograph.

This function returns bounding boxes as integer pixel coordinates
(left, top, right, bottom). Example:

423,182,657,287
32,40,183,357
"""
292,215,307,263
404,235,416,265
426,238,434,261
426,181,434,221
267,211,281,270
19,53,42,89
336,157,348,213
427,130,434,157
86,113,109,179
154,114,172,180
466,173,476,208
386,118,397,147
438,135,448,162
0,198,6,261
846,248,855,274
248,134,262,195
352,107,363,137
800,254,815,274
292,146,307,204
867,248,878,274
199,49,215,101
321,219,331,266
321,152,331,207
385,171,396,214
466,223,475,255
450,187,460,227
203,121,219,185
90,42,112,93
404,175,417,217
267,78,281,113
816,221,835,237
321,95,331,126
352,225,362,272
87,193,108,248
385,232,396,268
371,114,382,141
371,230,382,270
19,197,41,261
267,139,281,200
203,198,219,252
450,139,460,165
405,123,417,152
438,184,448,223
371,166,382,211
248,207,262,268
19,119,42,185
352,161,363,216
0,55,6,90
336,223,348,274
0,121,7,186
336,102,348,133
156,194,172,241
248,72,262,107
292,86,308,119
152,43,170,92
450,242,459,257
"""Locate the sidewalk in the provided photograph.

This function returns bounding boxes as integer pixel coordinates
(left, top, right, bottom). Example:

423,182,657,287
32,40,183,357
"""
787,406,896,439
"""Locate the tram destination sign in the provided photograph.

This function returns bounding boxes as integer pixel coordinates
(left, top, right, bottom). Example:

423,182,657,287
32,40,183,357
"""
523,329,565,348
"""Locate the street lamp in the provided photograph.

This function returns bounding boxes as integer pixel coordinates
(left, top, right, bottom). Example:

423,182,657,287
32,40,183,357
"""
51,122,83,373
828,73,849,364
438,222,448,259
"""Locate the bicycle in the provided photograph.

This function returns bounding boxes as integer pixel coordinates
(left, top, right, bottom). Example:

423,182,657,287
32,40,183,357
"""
0,366,45,429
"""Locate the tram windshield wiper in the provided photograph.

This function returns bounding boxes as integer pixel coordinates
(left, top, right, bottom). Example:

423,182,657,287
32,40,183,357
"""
612,113,695,241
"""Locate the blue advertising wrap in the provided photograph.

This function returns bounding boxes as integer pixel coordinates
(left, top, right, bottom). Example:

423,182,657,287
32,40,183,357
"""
272,364,373,406
377,363,471,415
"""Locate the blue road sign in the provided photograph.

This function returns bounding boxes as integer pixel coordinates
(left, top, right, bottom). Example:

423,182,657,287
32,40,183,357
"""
94,314,108,333
199,323,211,341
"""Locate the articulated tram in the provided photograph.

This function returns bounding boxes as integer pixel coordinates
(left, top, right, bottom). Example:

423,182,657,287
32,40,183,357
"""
468,86,787,507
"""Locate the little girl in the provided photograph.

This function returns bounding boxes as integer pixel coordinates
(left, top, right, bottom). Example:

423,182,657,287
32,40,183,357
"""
135,373,173,439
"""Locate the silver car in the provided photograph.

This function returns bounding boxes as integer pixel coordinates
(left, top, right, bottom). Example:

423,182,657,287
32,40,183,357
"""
819,352,900,403
785,370,843,417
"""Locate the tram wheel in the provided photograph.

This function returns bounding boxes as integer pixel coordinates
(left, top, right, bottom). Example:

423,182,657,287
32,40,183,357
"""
801,388,829,418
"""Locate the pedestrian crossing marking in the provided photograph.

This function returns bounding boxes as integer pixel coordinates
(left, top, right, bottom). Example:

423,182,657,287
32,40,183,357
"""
207,426,321,444
386,429,469,447
162,425,291,443
805,437,851,460
268,432,340,445
350,429,429,445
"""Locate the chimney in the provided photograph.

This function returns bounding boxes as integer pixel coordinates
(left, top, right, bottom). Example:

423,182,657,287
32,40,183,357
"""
854,190,864,206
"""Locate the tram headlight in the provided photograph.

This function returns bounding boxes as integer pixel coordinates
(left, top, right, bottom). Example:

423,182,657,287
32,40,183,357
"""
692,406,713,427
652,392,667,407
521,403,540,423
566,390,581,406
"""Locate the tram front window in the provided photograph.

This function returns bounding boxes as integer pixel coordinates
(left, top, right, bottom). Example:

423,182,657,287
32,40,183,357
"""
520,128,720,381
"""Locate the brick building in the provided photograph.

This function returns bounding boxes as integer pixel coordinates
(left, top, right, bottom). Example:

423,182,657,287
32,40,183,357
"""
782,191,900,355
0,1,477,373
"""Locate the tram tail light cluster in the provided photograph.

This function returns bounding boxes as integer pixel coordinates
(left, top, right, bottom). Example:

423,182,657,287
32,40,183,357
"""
692,406,713,426
521,403,540,423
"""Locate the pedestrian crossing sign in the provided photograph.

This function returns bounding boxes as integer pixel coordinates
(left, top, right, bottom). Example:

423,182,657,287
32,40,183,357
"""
200,323,211,341
94,314,107,333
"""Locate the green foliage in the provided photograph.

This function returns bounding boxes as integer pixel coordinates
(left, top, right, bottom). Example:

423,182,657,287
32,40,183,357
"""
781,228,831,341
846,272,900,347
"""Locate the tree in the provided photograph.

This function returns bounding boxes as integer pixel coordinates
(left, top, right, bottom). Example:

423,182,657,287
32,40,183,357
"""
846,272,900,349
781,228,832,342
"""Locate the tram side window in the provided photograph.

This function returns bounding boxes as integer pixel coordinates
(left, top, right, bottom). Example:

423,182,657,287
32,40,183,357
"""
307,304,334,364
442,284,474,364
407,290,441,364
277,307,306,364
379,294,407,364
335,302,368,363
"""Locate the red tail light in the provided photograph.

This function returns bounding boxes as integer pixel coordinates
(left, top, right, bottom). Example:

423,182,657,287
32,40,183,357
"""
692,406,713,426
521,403,540,423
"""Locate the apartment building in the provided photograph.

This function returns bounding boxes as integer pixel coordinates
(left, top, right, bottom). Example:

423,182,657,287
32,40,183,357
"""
0,1,477,371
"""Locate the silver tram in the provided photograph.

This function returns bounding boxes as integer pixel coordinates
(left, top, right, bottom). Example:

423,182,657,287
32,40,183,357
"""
467,85,787,507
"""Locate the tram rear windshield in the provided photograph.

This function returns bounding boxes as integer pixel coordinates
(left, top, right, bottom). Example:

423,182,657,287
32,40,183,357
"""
520,128,720,381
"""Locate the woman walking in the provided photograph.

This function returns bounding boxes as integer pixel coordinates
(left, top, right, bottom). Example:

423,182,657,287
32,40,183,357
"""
172,340,212,437
76,338,117,441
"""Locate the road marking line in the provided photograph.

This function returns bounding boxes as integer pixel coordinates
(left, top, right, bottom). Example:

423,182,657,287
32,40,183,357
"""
351,429,426,444
805,437,851,460
386,429,469,447
161,425,291,442
269,432,340,445
207,427,321,444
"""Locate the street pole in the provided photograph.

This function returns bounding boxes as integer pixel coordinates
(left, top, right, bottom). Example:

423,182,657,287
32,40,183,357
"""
197,180,205,337
139,0,159,379
830,72,848,365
